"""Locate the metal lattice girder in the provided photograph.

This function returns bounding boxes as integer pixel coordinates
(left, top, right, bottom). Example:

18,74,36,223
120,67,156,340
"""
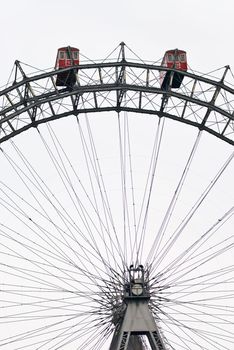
110,300,167,350
0,57,234,145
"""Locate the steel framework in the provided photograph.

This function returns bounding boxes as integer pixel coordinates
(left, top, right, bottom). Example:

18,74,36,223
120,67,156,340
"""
110,300,167,350
110,265,168,350
0,44,234,146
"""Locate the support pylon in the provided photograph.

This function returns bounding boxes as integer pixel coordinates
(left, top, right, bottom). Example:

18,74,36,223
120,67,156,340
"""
109,266,167,350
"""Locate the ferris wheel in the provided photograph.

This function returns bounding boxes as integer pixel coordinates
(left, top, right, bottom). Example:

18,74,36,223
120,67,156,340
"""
0,42,233,350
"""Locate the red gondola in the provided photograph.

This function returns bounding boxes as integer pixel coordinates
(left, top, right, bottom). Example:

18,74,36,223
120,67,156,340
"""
55,46,79,87
160,49,187,89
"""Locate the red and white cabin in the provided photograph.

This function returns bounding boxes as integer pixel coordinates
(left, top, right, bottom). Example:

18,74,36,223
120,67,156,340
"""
55,46,79,87
160,49,187,89
55,46,79,69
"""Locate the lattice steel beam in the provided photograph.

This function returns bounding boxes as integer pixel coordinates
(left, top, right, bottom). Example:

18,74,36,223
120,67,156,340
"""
0,56,233,146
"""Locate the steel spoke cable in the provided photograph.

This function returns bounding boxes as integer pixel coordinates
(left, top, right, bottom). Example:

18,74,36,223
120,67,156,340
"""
153,150,234,278
164,239,234,291
0,303,94,324
72,322,111,350
1,291,114,323
76,112,125,271
2,314,105,349
2,312,106,339
33,313,104,350
0,284,106,298
1,321,83,349
151,286,234,309
0,214,77,268
79,42,122,65
0,291,99,312
117,111,133,264
150,267,233,298
0,258,99,296
47,119,117,257
159,205,234,286
159,241,234,296
163,321,227,350
7,129,105,260
137,116,166,266
55,114,115,272
159,304,234,348
0,317,79,348
0,220,89,291
153,240,234,297
0,142,112,278
43,314,109,350
155,305,228,350
81,111,124,271
0,145,81,265
164,265,234,296
156,323,198,350
124,43,161,66
0,237,98,298
0,217,114,281
155,302,234,323
0,254,119,348
19,315,101,350
163,235,234,295
0,196,95,274
44,119,119,282
37,128,105,254
131,116,165,265
36,127,123,294
153,306,198,350
45,121,106,244
161,283,234,319
0,260,115,302
0,200,115,292
147,129,202,273
152,278,234,348
125,111,137,262
160,298,234,331
156,274,234,309
0,220,115,302
77,323,110,350
160,297,234,327
0,263,76,296
0,227,118,300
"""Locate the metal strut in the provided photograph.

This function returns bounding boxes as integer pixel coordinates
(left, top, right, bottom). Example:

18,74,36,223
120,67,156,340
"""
115,42,127,109
109,266,167,350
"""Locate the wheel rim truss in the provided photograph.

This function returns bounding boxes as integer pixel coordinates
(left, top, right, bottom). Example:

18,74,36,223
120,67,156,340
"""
0,58,234,145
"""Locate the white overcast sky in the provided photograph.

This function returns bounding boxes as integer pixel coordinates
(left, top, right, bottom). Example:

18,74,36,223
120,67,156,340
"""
0,0,233,79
